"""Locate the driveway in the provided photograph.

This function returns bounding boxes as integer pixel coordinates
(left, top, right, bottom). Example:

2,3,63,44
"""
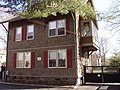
98,85,120,90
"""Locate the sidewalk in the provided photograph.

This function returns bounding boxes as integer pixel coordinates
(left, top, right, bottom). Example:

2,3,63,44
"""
76,85,100,90
0,81,100,90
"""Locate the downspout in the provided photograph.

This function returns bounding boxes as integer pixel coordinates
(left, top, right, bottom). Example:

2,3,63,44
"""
70,12,76,62
71,12,83,85
70,12,78,84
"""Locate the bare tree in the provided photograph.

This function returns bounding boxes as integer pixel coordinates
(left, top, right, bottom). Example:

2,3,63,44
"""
98,0,120,31
99,37,109,65
0,16,8,49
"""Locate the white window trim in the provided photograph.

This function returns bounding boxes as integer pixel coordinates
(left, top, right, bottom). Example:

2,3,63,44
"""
48,49,67,68
24,52,31,68
16,26,22,42
16,52,23,68
27,25,34,40
16,52,31,68
48,19,66,37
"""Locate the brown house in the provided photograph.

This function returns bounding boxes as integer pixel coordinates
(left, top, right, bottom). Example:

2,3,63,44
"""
1,0,99,85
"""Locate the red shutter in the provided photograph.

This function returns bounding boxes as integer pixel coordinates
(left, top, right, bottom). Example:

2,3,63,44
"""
44,51,48,68
31,52,35,68
13,53,16,68
66,16,70,34
22,25,27,40
13,28,16,42
67,48,72,68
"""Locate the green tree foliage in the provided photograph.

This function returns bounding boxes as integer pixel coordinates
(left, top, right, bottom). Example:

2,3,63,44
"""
109,53,120,66
22,0,96,19
2,0,96,19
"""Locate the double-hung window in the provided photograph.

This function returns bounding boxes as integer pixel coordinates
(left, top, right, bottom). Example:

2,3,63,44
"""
49,19,66,37
48,49,67,68
27,25,34,40
16,27,22,41
17,52,31,68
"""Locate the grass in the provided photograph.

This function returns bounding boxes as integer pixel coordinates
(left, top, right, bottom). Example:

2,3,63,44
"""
92,69,117,73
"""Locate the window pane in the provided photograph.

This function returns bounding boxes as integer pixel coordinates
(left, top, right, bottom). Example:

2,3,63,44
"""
27,25,34,40
58,50,66,60
49,51,56,68
17,53,24,68
49,59,56,67
49,29,56,36
58,20,65,35
49,21,56,29
58,50,66,67
24,52,31,68
58,19,65,28
17,61,23,68
82,22,91,37
49,21,56,36
49,51,56,59
58,59,66,67
16,27,22,41
18,53,23,60
58,28,65,35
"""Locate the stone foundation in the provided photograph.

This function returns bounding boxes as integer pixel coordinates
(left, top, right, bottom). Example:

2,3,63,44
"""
9,75,76,85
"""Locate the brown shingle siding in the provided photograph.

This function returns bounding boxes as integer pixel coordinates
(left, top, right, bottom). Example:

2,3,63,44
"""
7,13,77,84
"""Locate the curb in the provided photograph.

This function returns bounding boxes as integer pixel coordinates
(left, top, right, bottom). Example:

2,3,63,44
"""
0,81,76,89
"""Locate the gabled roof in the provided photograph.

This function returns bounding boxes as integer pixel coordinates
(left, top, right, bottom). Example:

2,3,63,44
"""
0,16,22,24
88,0,99,30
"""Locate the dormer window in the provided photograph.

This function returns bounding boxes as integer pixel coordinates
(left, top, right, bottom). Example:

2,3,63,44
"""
48,19,66,37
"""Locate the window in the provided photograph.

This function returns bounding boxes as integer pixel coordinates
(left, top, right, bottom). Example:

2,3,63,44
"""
49,21,56,36
58,19,65,35
27,25,34,40
81,22,91,37
49,19,66,37
17,52,31,68
16,27,22,41
17,52,24,68
58,50,66,67
48,49,66,68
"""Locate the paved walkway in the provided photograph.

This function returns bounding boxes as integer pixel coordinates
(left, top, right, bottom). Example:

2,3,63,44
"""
76,85,99,90
0,81,100,90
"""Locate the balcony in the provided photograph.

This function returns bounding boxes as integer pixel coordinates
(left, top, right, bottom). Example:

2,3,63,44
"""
81,36,98,51
80,20,99,51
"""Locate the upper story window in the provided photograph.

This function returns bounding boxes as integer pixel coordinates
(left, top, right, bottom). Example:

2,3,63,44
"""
81,22,91,37
48,49,67,68
17,52,31,68
27,25,34,40
16,27,22,41
49,19,66,37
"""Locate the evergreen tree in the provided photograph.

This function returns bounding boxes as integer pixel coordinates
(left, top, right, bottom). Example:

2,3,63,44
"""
109,53,120,66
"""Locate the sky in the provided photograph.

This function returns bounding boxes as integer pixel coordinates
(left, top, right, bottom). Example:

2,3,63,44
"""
93,0,120,57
